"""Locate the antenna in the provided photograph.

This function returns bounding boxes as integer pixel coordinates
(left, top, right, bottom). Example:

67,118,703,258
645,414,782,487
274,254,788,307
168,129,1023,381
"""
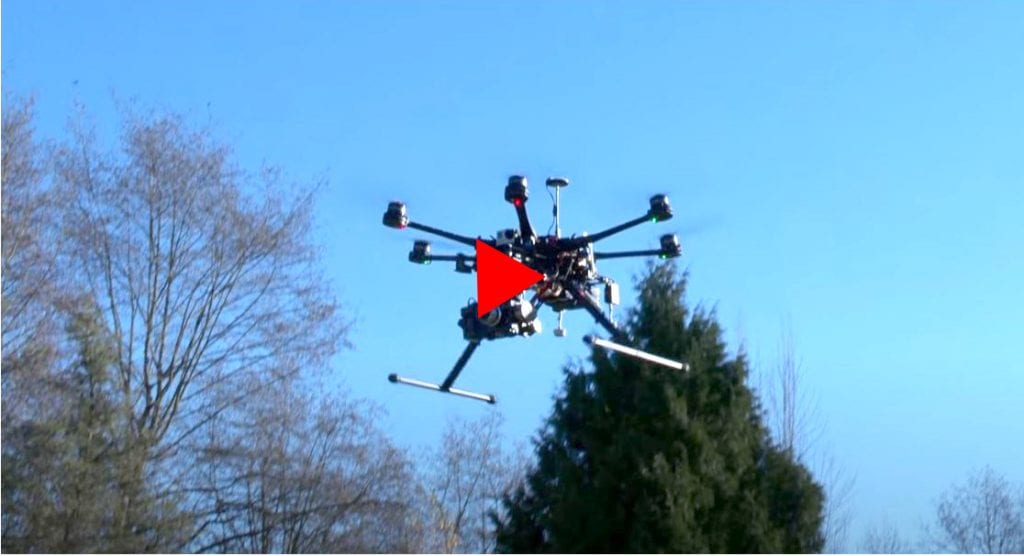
546,177,571,338
546,177,569,238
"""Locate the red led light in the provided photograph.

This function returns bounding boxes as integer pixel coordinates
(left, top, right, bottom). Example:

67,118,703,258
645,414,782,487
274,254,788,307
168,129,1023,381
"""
513,198,523,207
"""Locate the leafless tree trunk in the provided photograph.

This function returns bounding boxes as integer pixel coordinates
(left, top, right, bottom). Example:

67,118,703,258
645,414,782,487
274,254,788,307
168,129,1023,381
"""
927,467,1024,553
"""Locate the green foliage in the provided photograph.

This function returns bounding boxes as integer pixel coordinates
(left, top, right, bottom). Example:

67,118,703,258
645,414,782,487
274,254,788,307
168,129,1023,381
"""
494,263,824,553
2,302,188,552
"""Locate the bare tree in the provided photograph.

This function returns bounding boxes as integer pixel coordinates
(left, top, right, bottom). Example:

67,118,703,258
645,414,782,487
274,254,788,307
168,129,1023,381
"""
1,96,65,422
188,384,423,553
420,412,529,553
927,467,1024,553
765,324,823,458
5,100,361,551
20,105,350,549
2,101,197,551
54,108,346,452
3,298,189,552
814,453,856,553
760,322,856,552
860,517,911,554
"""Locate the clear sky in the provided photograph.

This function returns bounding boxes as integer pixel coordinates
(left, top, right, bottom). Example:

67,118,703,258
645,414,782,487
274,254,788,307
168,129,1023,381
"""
4,0,1023,548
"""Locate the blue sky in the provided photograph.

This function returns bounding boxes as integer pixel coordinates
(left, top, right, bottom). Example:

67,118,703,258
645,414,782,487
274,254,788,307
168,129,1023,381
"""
4,1,1023,547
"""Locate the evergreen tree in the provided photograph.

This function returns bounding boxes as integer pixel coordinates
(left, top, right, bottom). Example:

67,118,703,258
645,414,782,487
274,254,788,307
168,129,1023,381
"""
2,301,188,552
494,263,824,553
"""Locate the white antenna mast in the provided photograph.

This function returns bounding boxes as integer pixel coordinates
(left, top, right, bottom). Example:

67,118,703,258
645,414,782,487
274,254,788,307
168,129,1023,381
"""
546,177,569,238
546,177,571,336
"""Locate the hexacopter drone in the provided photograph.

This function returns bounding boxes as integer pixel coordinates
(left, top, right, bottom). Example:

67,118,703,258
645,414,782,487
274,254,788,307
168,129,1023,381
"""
383,175,688,403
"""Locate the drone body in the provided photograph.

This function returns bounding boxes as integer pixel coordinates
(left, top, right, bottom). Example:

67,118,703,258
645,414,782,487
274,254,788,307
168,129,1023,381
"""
384,175,687,403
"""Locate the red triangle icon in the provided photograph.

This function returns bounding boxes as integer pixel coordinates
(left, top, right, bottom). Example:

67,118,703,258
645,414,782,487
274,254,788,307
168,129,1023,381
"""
476,239,544,317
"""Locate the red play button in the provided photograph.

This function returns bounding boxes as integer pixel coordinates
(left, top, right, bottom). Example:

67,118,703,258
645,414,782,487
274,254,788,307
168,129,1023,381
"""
475,239,543,317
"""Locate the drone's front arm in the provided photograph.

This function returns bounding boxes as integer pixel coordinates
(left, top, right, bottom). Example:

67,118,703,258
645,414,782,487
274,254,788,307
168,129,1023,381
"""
407,240,476,273
383,201,477,248
569,194,674,247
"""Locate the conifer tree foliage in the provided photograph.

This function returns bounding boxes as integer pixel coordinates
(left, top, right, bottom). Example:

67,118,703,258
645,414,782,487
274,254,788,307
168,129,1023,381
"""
2,300,188,552
494,263,824,553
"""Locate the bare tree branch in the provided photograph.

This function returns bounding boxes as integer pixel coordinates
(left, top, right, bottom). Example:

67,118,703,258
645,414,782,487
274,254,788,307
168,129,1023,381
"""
759,320,855,552
1,96,65,423
927,467,1024,553
861,517,911,553
189,384,423,553
421,412,530,553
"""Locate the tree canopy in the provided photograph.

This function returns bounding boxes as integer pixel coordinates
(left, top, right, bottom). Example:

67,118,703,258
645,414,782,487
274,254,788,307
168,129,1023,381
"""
494,263,825,553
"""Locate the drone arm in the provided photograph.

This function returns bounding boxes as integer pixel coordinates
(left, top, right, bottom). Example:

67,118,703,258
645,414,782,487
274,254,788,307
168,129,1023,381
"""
383,202,478,248
430,253,476,273
404,222,529,257
566,283,628,341
594,248,663,260
504,175,538,242
406,221,478,249
428,254,474,262
568,195,673,247
593,234,682,261
407,242,476,272
580,214,650,245
512,202,537,242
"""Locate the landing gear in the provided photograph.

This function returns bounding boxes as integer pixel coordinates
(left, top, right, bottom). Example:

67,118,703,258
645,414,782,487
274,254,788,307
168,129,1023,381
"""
583,335,688,371
388,341,497,404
